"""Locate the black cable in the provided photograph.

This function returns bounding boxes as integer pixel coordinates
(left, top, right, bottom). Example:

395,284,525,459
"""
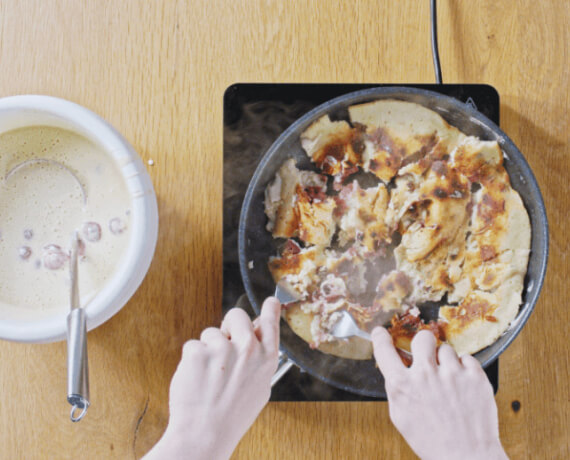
430,0,443,84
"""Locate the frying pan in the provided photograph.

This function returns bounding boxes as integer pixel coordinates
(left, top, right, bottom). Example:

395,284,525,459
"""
238,86,548,398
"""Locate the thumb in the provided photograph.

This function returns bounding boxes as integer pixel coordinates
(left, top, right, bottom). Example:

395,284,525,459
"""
258,297,281,352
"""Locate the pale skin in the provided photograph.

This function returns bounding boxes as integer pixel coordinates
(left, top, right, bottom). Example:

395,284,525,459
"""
371,327,508,460
144,298,508,460
144,297,281,460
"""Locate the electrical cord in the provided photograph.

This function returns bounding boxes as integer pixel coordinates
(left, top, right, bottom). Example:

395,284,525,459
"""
430,0,442,84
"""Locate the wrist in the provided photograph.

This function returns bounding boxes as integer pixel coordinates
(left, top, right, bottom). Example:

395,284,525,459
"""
144,421,234,460
479,439,508,460
433,439,507,460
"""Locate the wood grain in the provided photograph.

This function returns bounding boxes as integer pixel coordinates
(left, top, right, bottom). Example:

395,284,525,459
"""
0,0,568,458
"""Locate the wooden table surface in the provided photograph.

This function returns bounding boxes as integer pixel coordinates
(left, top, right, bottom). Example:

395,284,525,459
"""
0,1,568,458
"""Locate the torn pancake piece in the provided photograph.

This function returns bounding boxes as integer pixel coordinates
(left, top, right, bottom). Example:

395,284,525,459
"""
450,136,503,182
264,159,336,246
284,272,374,359
336,180,390,251
341,270,412,333
397,168,470,262
296,185,337,246
388,310,446,354
284,302,373,360
348,99,465,182
373,270,412,313
268,240,325,300
300,115,365,188
323,246,370,296
452,181,531,299
393,166,471,302
439,275,524,355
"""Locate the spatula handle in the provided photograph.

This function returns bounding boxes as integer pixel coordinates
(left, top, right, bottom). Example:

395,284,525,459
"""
271,350,295,387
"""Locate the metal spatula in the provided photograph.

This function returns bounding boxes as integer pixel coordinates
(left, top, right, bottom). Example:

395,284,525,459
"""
67,231,90,422
330,310,412,358
329,310,374,341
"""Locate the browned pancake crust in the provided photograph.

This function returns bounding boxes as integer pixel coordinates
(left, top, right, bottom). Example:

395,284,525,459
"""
265,100,531,359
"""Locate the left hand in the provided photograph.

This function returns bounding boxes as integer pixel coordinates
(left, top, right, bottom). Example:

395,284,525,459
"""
144,297,281,460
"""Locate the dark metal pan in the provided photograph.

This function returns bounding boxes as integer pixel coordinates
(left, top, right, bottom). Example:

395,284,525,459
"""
238,86,548,398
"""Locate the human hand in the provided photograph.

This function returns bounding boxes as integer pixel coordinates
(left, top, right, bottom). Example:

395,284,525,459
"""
144,297,281,460
372,328,508,460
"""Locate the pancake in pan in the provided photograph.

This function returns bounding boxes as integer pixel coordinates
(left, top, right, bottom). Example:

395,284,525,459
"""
265,99,531,359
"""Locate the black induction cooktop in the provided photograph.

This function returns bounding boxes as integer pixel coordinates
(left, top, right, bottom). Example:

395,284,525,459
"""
223,83,500,401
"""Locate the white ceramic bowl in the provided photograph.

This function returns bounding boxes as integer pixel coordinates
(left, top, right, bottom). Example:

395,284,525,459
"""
0,95,159,343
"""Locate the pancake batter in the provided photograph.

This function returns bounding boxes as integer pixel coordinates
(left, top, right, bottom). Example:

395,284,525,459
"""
0,126,131,320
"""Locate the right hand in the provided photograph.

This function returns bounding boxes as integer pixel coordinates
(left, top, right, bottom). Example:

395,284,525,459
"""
371,327,508,460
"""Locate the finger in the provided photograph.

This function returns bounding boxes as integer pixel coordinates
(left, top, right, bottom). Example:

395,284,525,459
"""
460,354,484,373
258,297,281,352
200,327,230,347
175,341,208,390
437,343,461,371
372,327,406,379
180,340,208,369
221,307,256,346
410,330,437,369
182,339,207,358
